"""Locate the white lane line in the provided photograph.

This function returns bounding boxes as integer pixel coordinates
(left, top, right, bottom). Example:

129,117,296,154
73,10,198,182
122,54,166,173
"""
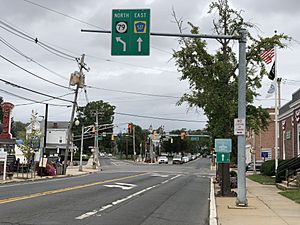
75,174,182,220
150,173,169,178
115,182,137,188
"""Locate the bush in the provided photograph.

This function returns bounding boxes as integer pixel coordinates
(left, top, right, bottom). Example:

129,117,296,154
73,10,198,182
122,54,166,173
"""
260,160,275,176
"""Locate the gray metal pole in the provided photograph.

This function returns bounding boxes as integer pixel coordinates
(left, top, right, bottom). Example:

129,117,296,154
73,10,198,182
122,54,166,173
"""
95,111,99,167
63,54,85,175
236,29,248,206
79,125,84,171
133,126,136,161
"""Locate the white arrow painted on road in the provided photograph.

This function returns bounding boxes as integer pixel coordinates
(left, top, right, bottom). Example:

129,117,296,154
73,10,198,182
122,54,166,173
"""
116,37,126,51
104,182,137,190
137,37,143,52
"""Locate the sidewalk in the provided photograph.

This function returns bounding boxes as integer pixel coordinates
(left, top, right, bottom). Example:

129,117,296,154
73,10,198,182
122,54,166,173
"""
215,178,300,225
0,165,99,184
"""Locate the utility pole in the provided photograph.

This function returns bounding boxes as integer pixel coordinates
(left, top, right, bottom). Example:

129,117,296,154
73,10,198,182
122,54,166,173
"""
133,125,136,161
63,54,87,175
79,125,84,171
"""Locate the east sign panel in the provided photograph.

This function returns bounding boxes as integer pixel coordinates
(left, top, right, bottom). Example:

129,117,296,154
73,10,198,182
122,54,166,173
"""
111,9,150,56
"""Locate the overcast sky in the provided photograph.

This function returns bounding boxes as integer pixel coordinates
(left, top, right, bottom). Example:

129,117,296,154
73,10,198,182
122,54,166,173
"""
0,0,299,133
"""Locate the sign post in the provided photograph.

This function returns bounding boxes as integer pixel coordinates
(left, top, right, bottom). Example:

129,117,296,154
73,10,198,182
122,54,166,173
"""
215,139,232,196
0,151,7,181
112,9,150,56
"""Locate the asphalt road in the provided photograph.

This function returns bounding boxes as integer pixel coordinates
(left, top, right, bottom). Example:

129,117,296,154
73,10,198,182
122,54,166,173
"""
0,158,213,225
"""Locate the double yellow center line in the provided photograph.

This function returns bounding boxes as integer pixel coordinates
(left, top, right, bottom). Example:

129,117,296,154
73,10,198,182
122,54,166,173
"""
0,172,148,205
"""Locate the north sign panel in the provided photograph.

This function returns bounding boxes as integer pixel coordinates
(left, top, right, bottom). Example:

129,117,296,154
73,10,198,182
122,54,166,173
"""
112,9,150,55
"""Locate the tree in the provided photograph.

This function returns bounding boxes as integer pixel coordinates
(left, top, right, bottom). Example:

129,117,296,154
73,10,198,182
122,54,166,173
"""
73,100,116,155
19,111,41,164
11,119,27,139
172,0,290,159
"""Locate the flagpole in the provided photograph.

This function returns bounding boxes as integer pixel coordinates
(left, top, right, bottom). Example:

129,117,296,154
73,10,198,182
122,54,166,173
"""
274,41,279,172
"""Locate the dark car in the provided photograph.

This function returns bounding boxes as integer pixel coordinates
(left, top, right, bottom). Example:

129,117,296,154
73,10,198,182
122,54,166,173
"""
246,161,263,171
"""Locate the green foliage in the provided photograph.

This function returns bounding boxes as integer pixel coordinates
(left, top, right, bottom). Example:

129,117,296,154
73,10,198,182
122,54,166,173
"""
260,160,275,176
279,191,300,204
11,119,28,139
247,174,275,185
172,0,290,160
73,100,116,154
19,129,41,164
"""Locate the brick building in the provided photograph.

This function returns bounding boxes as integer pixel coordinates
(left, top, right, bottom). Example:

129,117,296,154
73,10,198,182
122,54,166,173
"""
246,108,275,163
278,88,300,160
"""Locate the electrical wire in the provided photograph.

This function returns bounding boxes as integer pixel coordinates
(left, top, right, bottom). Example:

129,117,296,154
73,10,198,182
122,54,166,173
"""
0,54,72,90
0,36,69,81
0,19,78,61
23,0,106,31
86,85,181,99
115,112,206,123
0,88,70,107
14,92,74,106
0,78,74,103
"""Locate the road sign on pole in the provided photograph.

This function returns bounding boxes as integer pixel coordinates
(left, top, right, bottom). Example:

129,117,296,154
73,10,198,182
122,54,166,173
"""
216,152,230,163
215,139,232,153
112,9,150,56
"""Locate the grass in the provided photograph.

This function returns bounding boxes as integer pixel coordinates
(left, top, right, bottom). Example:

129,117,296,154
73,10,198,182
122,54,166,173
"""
279,191,300,204
247,174,276,185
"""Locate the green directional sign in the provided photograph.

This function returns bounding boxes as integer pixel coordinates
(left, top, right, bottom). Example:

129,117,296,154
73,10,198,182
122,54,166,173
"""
190,136,199,141
97,136,103,141
216,152,230,163
112,9,150,56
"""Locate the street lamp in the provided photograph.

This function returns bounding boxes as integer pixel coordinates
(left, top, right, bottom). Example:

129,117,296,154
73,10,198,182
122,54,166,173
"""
74,119,84,172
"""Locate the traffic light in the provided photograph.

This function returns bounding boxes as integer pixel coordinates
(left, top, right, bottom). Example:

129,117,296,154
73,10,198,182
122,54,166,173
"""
127,123,132,134
181,131,186,140
91,125,96,133
111,134,115,141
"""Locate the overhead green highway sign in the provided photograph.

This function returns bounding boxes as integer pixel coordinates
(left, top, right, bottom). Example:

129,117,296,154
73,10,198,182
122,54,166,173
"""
111,9,150,56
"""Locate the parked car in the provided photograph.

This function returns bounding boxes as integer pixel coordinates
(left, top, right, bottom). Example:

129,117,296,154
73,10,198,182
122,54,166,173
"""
246,161,263,171
172,155,182,164
191,155,197,160
182,156,189,163
158,156,168,164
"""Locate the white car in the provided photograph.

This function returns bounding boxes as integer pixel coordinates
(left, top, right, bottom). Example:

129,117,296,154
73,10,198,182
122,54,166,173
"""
182,156,189,163
158,156,168,164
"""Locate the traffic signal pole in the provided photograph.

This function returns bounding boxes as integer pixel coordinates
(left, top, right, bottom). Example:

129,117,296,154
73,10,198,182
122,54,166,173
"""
81,28,248,206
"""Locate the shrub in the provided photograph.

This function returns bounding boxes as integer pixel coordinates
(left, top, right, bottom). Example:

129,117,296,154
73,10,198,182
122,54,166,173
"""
260,160,275,176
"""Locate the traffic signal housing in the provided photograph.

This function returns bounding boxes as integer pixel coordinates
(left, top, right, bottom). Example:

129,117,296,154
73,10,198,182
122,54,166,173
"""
128,123,133,134
180,131,186,140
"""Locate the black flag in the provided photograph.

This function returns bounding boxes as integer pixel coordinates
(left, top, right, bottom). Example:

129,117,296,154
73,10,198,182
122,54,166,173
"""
268,61,275,80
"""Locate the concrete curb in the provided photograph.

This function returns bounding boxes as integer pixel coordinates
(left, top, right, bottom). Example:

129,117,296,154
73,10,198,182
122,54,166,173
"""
210,177,218,225
0,170,98,185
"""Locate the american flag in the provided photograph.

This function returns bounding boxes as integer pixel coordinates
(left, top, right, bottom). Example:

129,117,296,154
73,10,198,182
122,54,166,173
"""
261,48,275,64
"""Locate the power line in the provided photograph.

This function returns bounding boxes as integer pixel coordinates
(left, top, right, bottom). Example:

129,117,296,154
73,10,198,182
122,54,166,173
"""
0,54,71,90
23,0,106,30
0,19,78,61
115,112,206,123
0,88,70,107
0,78,74,103
0,35,69,81
86,85,180,99
14,92,74,106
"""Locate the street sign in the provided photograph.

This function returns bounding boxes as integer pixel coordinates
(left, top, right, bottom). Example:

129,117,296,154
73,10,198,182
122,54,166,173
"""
97,136,103,141
261,151,268,158
215,139,232,153
234,118,245,135
112,9,150,56
190,136,200,141
216,152,230,163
